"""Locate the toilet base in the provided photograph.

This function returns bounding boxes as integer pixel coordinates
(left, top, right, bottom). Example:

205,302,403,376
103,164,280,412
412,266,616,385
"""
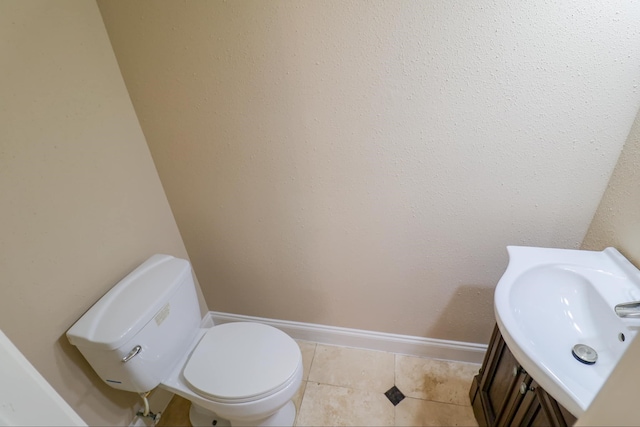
255,400,296,427
188,400,296,427
189,404,230,427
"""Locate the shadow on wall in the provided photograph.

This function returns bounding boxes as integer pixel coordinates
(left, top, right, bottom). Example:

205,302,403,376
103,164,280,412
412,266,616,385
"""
55,335,137,418
429,285,496,344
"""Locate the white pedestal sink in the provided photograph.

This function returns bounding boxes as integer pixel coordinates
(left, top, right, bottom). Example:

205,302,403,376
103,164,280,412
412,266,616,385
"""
494,246,640,417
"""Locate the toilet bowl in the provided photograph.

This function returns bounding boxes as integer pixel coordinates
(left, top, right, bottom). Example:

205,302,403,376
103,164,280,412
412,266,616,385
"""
162,323,303,426
66,254,302,427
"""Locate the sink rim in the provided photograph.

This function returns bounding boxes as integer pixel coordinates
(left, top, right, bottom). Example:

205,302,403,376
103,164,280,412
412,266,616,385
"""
494,246,640,417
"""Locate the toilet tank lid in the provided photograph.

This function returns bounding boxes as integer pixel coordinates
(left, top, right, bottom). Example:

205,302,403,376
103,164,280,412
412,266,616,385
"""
66,254,191,351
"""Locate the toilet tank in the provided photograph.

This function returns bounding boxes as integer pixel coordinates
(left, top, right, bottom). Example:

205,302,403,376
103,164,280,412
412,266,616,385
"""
67,254,201,393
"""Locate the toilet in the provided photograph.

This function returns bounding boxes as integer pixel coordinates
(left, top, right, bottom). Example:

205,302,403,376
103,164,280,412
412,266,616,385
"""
66,254,303,426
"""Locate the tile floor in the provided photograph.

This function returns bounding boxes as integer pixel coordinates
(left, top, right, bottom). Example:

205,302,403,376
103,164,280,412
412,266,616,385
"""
157,341,480,427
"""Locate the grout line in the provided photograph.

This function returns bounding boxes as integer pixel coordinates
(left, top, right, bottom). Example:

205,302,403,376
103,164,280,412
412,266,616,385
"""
294,380,307,427
393,354,397,425
308,342,318,379
394,353,397,386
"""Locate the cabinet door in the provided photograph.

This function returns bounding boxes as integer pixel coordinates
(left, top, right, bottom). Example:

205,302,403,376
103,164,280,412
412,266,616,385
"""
470,324,576,427
495,370,532,427
512,379,576,427
511,379,548,426
537,387,576,426
474,325,526,426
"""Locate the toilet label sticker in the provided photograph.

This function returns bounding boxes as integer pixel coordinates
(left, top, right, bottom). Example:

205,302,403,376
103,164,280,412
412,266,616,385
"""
155,303,170,326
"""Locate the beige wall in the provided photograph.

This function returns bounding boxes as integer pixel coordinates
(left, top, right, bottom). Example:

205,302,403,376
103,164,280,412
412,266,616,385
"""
581,109,640,265
577,108,640,424
98,0,640,343
577,334,640,426
1,1,637,424
0,1,197,425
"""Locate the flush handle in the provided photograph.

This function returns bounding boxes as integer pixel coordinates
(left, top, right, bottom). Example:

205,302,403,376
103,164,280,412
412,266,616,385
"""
122,345,142,363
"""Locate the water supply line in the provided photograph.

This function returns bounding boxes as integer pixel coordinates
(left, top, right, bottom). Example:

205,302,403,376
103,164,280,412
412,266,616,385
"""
140,391,150,416
137,391,161,423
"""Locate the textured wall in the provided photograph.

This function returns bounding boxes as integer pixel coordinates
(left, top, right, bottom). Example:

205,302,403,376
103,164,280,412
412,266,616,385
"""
0,1,196,425
576,329,640,426
582,108,640,265
98,0,640,343
577,103,640,427
578,111,640,420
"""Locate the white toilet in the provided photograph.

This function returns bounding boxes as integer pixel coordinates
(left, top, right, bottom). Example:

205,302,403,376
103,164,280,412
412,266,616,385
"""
67,254,303,426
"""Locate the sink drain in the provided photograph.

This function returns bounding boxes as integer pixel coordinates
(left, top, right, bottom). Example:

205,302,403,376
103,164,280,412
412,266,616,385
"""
572,344,597,365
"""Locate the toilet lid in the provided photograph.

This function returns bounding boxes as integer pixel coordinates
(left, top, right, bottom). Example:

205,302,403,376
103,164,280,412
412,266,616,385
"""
183,322,301,401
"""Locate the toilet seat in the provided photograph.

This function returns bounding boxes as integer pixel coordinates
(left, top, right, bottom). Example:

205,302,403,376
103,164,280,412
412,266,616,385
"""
183,322,301,403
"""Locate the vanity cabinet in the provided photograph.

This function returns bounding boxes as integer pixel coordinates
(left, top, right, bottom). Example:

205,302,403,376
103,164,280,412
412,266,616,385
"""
469,325,577,427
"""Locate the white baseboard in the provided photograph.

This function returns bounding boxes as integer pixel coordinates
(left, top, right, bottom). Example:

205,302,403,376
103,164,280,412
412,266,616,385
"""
207,311,487,364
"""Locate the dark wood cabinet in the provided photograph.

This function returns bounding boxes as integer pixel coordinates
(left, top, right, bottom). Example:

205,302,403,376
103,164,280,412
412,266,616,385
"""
469,325,577,427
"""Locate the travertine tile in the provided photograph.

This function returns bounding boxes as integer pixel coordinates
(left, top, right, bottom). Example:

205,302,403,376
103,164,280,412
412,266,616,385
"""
308,344,395,392
296,340,317,381
156,395,191,427
395,397,478,426
395,355,480,405
157,345,482,427
296,382,394,426
292,380,307,414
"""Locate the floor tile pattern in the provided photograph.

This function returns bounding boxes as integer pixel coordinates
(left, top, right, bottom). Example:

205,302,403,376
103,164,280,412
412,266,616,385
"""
384,385,406,406
158,340,480,427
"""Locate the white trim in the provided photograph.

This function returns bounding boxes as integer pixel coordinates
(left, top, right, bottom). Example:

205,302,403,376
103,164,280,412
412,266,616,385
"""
207,311,487,364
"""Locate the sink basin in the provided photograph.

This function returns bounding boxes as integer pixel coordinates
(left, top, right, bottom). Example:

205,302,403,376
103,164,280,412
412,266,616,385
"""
494,246,640,417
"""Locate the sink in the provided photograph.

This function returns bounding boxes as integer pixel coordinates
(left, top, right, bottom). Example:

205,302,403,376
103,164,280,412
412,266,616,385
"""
494,246,640,417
